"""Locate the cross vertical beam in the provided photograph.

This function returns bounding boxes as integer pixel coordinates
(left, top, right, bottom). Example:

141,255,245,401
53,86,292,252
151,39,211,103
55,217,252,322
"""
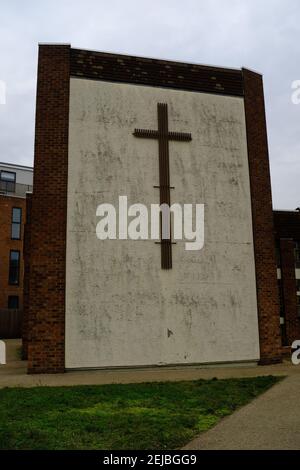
157,103,172,269
133,103,192,269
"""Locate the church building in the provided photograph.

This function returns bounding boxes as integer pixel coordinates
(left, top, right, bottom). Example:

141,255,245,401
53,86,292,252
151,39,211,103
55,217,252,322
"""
23,44,282,373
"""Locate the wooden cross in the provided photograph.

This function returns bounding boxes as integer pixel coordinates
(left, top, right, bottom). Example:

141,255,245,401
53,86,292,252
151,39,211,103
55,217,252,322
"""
133,103,192,269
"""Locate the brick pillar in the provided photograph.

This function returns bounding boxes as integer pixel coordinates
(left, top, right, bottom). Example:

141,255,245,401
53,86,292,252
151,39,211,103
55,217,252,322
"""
27,45,70,373
243,69,281,364
22,192,32,360
280,238,300,344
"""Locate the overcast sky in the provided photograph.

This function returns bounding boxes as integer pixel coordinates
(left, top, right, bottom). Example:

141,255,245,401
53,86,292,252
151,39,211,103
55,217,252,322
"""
0,0,299,209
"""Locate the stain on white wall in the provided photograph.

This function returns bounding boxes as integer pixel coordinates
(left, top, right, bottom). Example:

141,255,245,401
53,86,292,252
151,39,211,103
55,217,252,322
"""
65,78,260,369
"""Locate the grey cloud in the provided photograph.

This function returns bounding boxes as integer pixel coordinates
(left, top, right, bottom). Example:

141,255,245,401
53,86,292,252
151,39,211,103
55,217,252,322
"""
0,0,299,208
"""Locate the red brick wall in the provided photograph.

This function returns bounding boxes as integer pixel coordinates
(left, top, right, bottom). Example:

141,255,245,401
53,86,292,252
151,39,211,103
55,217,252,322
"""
26,44,70,373
22,193,32,358
280,238,300,344
0,195,26,311
243,69,282,364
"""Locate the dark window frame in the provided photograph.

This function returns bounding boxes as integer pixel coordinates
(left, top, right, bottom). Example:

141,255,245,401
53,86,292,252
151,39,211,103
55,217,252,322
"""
0,170,16,193
275,241,282,268
0,170,16,182
8,295,19,309
295,241,300,269
11,207,22,240
8,250,20,286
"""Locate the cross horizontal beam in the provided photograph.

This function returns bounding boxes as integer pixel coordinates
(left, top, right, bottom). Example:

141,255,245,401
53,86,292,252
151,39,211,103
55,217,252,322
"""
133,129,192,142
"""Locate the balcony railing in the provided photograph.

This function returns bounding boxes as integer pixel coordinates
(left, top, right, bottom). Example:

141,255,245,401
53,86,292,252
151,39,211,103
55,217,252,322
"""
0,181,33,198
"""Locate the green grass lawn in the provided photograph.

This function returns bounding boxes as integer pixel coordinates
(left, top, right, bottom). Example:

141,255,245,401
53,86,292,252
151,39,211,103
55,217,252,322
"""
0,376,280,450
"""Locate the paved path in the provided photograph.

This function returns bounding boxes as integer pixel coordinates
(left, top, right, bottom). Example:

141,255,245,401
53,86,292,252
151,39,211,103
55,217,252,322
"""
184,374,300,450
0,339,298,388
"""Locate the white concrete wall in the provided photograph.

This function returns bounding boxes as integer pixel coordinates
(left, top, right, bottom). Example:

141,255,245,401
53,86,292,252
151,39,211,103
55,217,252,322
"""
15,169,33,186
65,78,260,369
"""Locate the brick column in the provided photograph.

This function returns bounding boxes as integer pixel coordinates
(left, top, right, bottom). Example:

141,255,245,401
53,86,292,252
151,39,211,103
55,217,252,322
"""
27,45,70,373
243,69,281,364
22,193,32,360
280,238,300,344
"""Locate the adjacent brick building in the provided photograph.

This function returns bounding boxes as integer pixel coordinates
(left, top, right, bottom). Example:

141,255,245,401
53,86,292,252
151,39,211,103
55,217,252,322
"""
0,162,33,338
274,210,300,348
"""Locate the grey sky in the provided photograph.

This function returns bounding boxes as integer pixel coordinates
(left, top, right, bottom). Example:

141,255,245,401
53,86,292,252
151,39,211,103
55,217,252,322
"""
0,0,299,209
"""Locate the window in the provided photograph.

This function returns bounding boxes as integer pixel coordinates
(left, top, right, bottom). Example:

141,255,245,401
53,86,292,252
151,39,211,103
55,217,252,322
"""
278,279,285,317
275,241,281,268
0,170,16,193
297,279,300,318
8,250,20,285
8,296,19,309
297,299,300,318
295,241,300,269
11,207,22,240
278,279,288,345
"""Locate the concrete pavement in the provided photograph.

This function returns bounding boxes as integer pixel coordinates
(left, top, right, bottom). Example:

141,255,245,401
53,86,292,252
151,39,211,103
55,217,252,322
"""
184,374,300,450
0,339,298,388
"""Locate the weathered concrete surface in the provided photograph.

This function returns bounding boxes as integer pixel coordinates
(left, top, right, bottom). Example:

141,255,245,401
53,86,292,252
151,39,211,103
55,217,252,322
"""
184,374,300,450
0,340,297,390
66,78,259,369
